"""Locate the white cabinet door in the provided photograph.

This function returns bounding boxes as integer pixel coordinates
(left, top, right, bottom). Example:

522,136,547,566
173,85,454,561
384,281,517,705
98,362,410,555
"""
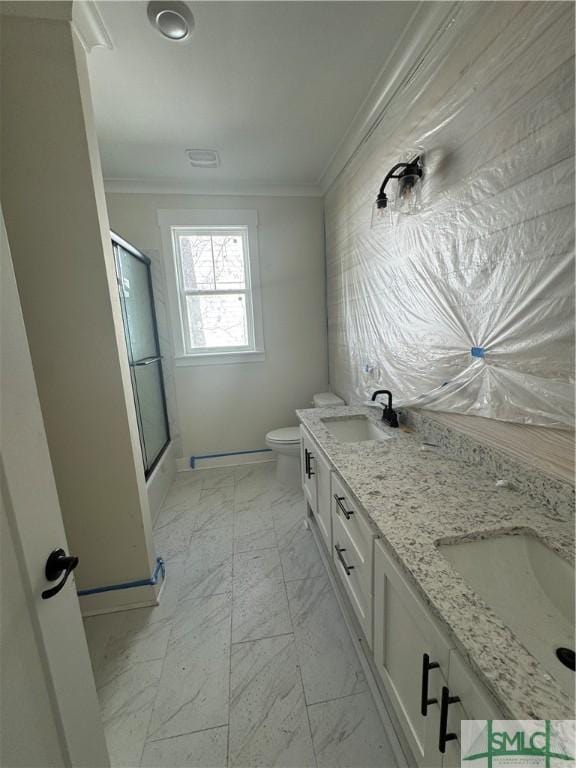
300,427,318,513
442,651,503,767
373,538,451,768
314,448,332,551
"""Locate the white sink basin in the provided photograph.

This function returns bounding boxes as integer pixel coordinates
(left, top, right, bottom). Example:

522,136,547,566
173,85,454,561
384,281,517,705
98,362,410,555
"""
438,532,575,695
321,415,393,443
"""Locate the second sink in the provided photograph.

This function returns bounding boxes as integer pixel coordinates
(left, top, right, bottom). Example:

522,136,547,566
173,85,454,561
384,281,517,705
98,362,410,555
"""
438,531,575,697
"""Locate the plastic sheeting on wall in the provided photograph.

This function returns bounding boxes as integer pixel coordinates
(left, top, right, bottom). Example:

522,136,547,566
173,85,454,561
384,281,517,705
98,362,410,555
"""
325,2,575,429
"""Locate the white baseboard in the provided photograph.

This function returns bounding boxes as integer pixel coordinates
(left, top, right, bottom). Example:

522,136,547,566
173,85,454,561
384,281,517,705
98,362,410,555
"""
176,456,190,472
78,572,164,617
176,451,276,472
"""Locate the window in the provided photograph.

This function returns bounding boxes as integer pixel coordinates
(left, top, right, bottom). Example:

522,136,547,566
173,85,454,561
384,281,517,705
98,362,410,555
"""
158,210,264,365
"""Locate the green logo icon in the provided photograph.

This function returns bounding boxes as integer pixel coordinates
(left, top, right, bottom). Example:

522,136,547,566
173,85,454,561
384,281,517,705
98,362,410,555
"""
463,720,574,767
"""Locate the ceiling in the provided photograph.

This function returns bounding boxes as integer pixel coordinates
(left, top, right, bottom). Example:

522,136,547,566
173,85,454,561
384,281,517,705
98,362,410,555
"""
88,1,419,187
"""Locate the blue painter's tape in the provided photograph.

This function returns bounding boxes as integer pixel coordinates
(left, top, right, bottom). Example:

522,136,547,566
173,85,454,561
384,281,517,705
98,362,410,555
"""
190,447,272,469
77,556,165,597
471,346,486,358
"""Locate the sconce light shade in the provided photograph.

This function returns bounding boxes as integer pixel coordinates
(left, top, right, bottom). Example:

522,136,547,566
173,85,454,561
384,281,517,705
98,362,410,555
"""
371,193,391,228
395,172,423,215
371,155,424,227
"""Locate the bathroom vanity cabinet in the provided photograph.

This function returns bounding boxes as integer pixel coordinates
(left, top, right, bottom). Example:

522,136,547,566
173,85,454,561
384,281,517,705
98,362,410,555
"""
299,424,503,768
373,538,501,768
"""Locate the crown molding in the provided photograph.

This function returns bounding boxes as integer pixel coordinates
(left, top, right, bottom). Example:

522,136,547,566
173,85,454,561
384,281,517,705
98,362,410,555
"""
103,178,323,198
318,1,460,195
72,0,113,53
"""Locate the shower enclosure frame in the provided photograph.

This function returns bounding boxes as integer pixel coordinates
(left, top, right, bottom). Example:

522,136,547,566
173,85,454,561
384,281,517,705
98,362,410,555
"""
112,231,171,479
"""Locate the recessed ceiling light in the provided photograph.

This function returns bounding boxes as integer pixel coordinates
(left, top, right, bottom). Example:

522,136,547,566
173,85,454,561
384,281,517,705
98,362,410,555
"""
147,2,194,42
186,149,220,168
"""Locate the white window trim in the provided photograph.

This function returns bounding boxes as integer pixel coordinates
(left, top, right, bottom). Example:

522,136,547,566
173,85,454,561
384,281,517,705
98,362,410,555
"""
158,209,265,366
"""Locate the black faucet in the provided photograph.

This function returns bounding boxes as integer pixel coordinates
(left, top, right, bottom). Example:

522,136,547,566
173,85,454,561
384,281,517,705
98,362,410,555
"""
371,390,399,428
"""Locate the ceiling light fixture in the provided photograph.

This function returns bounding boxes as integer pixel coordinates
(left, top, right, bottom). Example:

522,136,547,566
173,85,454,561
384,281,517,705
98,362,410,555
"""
147,2,195,42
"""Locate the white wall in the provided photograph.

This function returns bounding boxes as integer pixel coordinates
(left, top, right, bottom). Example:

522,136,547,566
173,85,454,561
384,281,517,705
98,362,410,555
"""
1,7,156,596
106,193,329,461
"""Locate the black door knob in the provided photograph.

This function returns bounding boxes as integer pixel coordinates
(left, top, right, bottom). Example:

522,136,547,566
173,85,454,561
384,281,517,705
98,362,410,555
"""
42,548,79,600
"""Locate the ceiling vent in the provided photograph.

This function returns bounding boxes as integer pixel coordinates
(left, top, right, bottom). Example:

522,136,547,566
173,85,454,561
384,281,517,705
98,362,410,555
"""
186,149,220,168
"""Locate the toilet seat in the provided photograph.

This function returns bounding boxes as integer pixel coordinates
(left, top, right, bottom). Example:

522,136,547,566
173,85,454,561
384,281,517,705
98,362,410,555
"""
266,427,300,444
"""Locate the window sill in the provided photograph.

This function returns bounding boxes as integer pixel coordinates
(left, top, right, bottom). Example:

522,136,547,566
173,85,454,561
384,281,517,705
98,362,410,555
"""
175,350,266,367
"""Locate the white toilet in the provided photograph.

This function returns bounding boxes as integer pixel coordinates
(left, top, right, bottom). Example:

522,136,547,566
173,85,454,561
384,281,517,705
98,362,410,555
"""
266,392,345,486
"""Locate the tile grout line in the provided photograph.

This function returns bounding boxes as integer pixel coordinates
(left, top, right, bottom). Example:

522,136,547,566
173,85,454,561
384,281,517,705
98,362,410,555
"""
230,631,295,647
145,721,229,745
305,689,373,710
284,573,326,583
227,473,238,768
300,662,319,768
138,610,176,765
281,514,319,768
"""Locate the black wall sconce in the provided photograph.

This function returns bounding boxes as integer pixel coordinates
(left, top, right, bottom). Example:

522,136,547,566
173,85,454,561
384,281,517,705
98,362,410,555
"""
372,154,424,225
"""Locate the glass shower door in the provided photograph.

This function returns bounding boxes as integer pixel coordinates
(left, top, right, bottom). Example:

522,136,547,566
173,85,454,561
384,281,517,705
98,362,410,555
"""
112,233,170,477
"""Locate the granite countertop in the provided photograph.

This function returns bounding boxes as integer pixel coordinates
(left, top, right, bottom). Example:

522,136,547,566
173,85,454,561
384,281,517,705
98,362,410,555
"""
296,405,575,720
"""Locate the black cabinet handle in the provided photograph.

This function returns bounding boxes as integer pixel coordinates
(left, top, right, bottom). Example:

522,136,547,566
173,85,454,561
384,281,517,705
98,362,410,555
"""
304,448,309,477
334,544,354,576
421,653,440,716
305,448,315,478
333,494,354,520
438,686,460,753
42,548,79,600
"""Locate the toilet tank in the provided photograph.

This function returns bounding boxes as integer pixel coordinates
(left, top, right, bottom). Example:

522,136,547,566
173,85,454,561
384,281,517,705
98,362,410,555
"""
313,392,345,408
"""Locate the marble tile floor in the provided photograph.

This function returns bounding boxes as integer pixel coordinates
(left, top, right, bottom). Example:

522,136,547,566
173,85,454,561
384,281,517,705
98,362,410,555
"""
84,463,398,768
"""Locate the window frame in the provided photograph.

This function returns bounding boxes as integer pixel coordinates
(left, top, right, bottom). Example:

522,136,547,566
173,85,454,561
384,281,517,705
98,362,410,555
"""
158,209,265,366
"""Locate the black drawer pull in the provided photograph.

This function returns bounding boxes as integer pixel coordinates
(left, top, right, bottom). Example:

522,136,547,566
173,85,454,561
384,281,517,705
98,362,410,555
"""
334,544,354,576
333,494,354,520
438,686,460,753
304,448,315,478
420,653,440,716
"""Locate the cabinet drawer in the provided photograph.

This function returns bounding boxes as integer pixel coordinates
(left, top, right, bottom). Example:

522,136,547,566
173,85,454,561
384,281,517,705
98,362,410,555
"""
331,473,375,577
332,509,373,646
